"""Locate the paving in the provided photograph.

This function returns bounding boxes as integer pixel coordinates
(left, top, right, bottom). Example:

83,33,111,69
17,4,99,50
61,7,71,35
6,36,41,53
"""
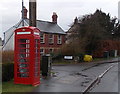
32,58,119,92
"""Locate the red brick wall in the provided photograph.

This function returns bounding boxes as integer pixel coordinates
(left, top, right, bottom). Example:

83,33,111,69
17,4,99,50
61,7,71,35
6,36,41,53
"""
40,33,66,54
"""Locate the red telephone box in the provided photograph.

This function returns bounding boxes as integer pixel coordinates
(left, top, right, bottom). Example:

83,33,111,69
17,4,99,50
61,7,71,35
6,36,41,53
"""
14,26,40,86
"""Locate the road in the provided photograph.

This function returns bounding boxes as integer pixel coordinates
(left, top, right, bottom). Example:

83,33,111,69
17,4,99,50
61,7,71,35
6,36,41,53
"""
89,63,118,92
33,59,119,93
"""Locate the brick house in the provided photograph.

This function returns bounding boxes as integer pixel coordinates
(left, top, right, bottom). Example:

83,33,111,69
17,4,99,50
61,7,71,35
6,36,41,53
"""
3,7,66,55
66,17,80,44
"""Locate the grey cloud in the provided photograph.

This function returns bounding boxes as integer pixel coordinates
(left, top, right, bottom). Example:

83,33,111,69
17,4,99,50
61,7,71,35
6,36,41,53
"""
0,0,119,39
51,2,84,9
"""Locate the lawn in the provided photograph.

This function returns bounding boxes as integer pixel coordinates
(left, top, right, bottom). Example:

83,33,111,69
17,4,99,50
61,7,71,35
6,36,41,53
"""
2,79,36,92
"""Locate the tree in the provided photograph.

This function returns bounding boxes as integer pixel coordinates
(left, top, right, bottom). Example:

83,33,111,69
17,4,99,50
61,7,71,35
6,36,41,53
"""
64,9,119,56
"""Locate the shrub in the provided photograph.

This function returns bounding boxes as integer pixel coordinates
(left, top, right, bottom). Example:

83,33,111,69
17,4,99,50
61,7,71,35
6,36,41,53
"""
52,53,63,61
2,50,14,63
2,51,14,82
2,63,14,82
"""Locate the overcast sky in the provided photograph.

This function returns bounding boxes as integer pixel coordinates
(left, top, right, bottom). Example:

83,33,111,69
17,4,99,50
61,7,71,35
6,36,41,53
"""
0,0,119,39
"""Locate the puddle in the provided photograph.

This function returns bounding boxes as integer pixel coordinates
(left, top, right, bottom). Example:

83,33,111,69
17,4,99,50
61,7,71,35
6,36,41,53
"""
52,74,57,77
85,78,92,81
81,80,90,87
82,80,90,84
81,77,93,87
51,71,59,77
57,75,80,84
70,72,88,77
81,84,87,87
82,64,101,71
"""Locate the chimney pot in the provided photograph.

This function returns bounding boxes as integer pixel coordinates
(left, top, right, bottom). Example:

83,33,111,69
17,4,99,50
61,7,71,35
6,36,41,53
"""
21,6,28,19
74,17,78,24
52,12,58,24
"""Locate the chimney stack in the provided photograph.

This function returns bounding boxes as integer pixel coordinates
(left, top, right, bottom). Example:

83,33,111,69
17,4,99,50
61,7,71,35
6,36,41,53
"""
52,12,58,24
21,6,28,19
29,0,37,27
74,17,78,24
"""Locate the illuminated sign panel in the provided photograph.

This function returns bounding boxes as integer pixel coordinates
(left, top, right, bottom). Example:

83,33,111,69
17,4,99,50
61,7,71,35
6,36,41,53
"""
17,32,31,35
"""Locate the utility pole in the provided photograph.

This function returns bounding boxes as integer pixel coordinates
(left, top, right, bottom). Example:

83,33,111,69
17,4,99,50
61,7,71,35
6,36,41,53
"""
22,0,24,26
29,0,36,27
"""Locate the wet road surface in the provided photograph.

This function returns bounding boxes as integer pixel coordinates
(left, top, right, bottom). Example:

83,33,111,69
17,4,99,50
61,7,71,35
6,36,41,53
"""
89,63,118,92
33,59,119,92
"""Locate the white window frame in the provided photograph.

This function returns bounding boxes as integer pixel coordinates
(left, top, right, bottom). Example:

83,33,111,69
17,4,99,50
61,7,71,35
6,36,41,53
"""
57,35,62,44
49,34,54,44
40,33,45,43
40,48,45,55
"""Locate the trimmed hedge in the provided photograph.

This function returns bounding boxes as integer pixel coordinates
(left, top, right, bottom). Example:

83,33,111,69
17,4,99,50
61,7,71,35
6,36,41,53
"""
2,51,14,63
2,63,14,82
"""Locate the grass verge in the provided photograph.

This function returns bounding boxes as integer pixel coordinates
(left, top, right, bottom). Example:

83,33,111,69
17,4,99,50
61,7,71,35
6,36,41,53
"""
2,79,36,92
93,57,116,62
93,58,108,62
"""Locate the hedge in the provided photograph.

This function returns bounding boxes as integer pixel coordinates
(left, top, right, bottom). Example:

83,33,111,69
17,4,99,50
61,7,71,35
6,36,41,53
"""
2,51,14,63
2,63,14,82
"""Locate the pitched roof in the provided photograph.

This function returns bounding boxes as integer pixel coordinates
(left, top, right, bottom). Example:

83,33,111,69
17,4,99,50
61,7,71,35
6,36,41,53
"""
25,19,66,35
3,19,66,50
